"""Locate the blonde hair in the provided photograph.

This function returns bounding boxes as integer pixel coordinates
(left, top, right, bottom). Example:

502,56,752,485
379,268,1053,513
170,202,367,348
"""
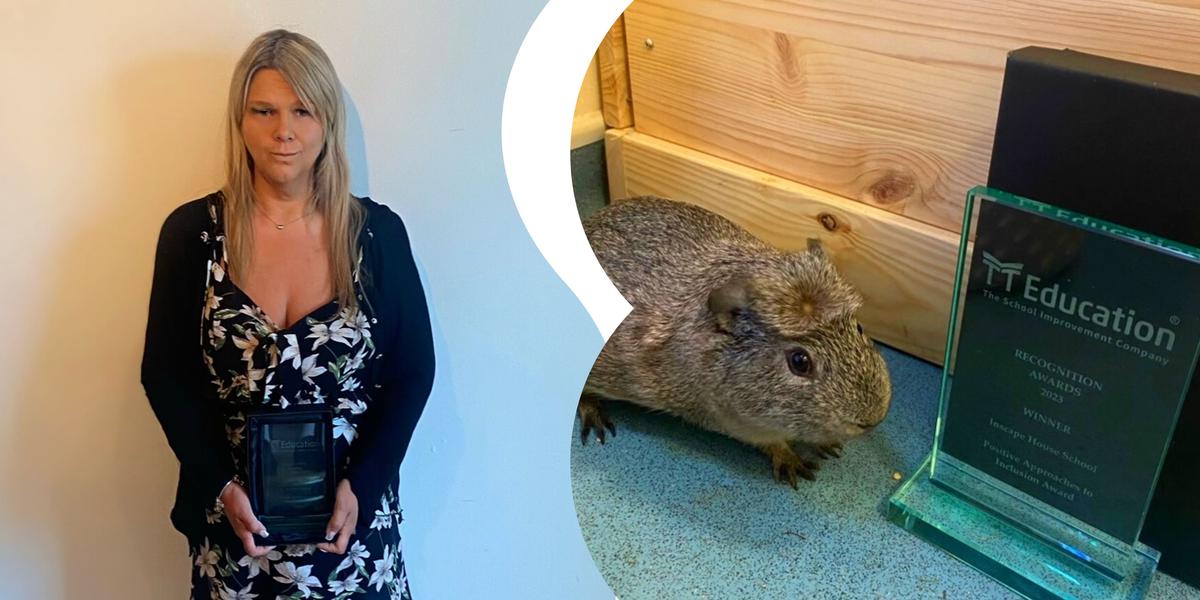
223,29,363,309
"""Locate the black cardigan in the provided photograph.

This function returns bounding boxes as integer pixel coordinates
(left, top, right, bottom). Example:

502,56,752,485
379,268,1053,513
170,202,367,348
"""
141,193,435,541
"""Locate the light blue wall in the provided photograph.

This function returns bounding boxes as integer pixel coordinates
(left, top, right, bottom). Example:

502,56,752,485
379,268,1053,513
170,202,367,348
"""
339,2,613,598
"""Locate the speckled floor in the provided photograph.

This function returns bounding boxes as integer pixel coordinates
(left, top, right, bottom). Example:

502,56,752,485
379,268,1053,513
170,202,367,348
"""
570,346,1200,600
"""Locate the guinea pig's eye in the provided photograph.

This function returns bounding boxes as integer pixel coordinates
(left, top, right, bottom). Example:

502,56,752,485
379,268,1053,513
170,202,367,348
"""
786,348,813,377
856,323,865,335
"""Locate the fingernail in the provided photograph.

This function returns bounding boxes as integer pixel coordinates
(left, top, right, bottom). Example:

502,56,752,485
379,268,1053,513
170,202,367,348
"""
259,529,269,537
325,531,335,541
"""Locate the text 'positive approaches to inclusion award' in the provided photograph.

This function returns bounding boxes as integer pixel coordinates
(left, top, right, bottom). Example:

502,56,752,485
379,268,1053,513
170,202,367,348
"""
889,187,1200,600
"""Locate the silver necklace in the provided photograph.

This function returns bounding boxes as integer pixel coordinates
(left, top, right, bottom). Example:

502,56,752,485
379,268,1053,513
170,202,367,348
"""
255,200,315,230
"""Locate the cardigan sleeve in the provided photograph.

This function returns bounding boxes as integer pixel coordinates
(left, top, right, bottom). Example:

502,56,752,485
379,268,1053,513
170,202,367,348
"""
346,204,435,524
141,201,237,506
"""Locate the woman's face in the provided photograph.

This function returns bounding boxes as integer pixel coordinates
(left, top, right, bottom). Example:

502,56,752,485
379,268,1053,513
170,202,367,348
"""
241,68,325,193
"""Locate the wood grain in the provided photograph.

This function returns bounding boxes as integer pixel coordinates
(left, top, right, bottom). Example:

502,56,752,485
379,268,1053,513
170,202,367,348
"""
597,15,635,128
606,128,962,363
574,54,602,117
622,0,1200,233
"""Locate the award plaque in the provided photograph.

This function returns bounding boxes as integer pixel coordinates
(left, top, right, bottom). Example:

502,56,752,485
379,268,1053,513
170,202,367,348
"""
888,187,1200,599
245,409,336,545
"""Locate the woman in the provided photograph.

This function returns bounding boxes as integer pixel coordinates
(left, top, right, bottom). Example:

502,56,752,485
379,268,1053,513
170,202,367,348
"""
142,29,434,599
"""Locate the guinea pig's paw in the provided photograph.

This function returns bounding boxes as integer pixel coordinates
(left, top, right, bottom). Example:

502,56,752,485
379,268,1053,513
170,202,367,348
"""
760,442,818,489
810,442,843,460
577,394,617,446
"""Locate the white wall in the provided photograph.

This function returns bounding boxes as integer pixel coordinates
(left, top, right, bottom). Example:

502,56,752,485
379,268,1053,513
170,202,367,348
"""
0,1,613,597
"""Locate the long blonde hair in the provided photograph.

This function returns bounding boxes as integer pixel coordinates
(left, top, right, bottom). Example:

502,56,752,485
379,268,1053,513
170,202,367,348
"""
223,29,363,309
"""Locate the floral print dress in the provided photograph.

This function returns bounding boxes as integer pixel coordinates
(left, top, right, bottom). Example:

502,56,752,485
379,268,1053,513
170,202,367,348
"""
190,198,411,600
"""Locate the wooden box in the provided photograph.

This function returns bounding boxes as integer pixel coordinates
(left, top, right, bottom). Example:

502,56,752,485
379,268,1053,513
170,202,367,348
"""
595,0,1200,364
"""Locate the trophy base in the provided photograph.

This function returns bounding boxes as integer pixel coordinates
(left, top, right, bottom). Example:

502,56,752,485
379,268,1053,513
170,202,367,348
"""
888,455,1159,600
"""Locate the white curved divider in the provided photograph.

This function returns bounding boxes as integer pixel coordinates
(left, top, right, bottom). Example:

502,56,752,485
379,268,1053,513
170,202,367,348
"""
501,0,633,341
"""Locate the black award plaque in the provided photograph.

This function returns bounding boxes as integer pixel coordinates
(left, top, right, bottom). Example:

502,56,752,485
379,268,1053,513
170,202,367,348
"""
245,409,336,545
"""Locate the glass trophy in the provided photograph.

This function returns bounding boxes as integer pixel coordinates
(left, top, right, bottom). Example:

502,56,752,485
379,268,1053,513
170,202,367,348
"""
245,409,336,545
888,187,1200,599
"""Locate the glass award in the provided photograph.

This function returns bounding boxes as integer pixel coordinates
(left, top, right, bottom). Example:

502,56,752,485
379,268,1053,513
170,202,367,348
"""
888,187,1200,599
245,409,336,545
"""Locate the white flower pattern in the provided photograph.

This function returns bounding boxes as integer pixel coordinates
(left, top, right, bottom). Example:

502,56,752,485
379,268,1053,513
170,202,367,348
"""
194,538,219,578
299,354,328,385
328,572,363,596
337,398,368,415
333,416,357,443
370,493,397,532
217,582,258,600
280,333,302,369
345,346,368,374
238,549,283,578
335,541,370,574
272,561,322,597
368,546,395,592
308,318,355,349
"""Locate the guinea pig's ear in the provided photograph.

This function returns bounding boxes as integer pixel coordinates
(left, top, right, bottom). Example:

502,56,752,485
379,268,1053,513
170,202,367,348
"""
708,278,752,334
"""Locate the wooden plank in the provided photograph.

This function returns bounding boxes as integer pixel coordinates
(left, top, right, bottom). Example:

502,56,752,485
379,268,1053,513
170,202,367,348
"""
604,127,634,201
608,129,961,363
575,54,602,117
623,0,1200,233
626,6,995,231
597,15,635,129
637,0,1200,73
572,56,605,149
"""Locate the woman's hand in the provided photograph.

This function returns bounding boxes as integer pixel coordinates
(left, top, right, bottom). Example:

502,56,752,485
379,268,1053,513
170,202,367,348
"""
317,479,358,554
220,481,276,557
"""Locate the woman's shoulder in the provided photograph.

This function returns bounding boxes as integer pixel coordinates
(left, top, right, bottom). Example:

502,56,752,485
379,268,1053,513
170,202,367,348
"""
355,196,411,244
160,191,221,238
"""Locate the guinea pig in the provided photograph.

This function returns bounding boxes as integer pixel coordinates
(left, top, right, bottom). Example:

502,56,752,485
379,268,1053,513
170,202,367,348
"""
579,196,892,486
